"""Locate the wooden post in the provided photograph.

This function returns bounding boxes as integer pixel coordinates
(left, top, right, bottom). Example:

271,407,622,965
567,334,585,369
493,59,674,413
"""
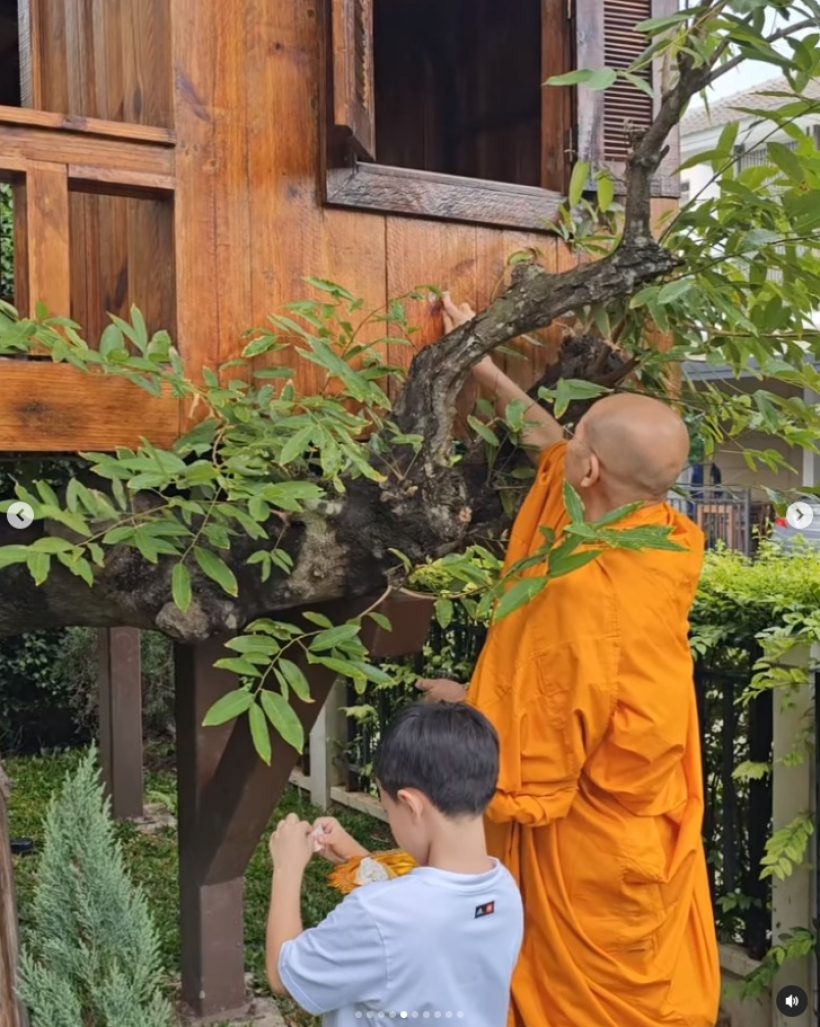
98,628,144,820
174,621,349,1019
0,764,26,1027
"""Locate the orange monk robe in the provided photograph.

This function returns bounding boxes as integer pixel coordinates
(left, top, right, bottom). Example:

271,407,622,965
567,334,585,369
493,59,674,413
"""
468,442,720,1027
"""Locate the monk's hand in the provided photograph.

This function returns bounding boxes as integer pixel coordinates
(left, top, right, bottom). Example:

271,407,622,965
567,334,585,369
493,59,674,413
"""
441,291,475,332
416,678,467,704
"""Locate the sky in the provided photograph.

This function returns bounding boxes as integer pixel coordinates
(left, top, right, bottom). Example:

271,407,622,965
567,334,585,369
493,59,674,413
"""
688,8,813,107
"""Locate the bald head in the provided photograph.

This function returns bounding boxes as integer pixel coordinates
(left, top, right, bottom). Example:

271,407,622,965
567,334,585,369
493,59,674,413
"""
574,394,690,503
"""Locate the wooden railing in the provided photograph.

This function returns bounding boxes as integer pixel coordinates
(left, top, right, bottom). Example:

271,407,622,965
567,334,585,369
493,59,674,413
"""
0,105,180,452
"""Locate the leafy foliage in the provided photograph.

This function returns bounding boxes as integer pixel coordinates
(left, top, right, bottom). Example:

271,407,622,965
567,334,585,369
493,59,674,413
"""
17,748,173,1026
0,183,12,304
692,543,820,995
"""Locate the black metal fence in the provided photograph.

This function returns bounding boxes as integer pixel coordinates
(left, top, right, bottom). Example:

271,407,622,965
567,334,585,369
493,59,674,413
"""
334,611,772,959
695,645,772,958
669,485,773,557
341,609,488,794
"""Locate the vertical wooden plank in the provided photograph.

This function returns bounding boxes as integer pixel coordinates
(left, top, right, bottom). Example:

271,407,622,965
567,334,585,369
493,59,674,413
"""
541,0,572,192
25,161,70,317
17,0,44,108
122,0,173,128
0,767,26,1027
475,228,563,394
385,218,477,369
98,628,144,822
244,0,387,396
171,0,220,387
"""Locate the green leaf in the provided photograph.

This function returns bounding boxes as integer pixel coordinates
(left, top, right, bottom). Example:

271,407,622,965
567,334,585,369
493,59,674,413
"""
260,690,305,752
435,598,454,629
278,658,313,703
202,688,254,726
618,70,655,100
546,68,617,91
279,426,314,466
194,547,238,597
549,549,601,578
249,702,272,764
214,656,263,677
569,160,591,208
0,545,33,569
367,611,392,632
172,562,193,613
99,324,126,358
768,140,805,183
563,482,586,523
657,279,693,304
310,623,361,652
494,577,549,622
27,551,51,586
303,611,334,628
596,172,615,213
466,416,500,447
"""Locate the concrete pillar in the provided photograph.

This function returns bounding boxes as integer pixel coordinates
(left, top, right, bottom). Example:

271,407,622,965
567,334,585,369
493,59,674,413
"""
772,646,814,1027
308,679,346,810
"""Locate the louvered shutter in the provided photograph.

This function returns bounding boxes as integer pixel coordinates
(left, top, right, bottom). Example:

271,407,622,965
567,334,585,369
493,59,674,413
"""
575,0,679,196
331,0,376,161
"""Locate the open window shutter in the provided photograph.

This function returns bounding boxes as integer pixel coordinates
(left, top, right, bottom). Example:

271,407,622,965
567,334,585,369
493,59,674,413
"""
331,0,376,161
574,0,679,197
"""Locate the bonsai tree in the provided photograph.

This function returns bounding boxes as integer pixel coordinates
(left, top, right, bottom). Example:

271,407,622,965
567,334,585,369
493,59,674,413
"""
0,0,818,754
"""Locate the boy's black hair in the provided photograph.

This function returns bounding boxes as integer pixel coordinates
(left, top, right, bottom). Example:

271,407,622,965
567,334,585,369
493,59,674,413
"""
374,702,499,816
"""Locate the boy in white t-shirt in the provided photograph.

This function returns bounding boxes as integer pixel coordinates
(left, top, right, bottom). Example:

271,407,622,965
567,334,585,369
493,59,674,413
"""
265,702,523,1027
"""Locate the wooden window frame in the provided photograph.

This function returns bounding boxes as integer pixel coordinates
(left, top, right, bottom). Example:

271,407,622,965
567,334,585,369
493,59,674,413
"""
324,0,679,232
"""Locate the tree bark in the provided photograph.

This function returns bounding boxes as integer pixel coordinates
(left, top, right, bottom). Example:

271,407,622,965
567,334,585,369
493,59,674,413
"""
0,765,26,1027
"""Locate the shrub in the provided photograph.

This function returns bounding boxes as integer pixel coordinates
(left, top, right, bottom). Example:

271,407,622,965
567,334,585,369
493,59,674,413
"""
18,747,173,1026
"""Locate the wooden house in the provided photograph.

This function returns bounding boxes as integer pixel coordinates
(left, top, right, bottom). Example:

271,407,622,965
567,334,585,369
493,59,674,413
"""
0,0,678,1018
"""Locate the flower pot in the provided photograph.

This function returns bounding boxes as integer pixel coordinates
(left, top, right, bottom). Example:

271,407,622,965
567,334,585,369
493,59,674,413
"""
362,589,435,659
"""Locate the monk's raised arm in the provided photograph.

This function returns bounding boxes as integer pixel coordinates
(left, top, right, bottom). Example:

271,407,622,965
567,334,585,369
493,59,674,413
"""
441,293,563,462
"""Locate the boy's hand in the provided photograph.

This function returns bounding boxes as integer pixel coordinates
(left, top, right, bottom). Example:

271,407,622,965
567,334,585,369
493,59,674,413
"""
269,813,314,874
416,678,467,704
312,816,369,864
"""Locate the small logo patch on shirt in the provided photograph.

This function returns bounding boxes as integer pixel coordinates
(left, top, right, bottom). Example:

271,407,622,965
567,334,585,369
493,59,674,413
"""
475,901,495,918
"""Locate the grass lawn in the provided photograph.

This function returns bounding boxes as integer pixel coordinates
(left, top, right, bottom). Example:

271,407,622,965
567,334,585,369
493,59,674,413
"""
6,748,395,1027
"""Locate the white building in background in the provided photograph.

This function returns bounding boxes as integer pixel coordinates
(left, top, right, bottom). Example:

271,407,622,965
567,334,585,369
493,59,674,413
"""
678,76,820,500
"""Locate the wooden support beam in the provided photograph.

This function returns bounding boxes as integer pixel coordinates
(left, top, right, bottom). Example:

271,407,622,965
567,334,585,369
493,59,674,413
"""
0,765,26,1027
98,628,144,821
0,111,175,190
173,601,370,1019
0,363,180,452
0,106,175,146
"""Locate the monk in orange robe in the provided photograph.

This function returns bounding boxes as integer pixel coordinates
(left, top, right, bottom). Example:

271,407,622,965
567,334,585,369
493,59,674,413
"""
419,296,720,1027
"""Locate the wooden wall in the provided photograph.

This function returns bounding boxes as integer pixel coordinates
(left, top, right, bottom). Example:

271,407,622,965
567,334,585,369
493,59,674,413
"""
22,0,174,343
170,0,569,398
20,0,674,412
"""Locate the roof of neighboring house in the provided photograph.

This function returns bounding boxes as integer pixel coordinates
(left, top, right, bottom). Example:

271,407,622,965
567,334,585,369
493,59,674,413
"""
681,75,820,137
684,358,820,382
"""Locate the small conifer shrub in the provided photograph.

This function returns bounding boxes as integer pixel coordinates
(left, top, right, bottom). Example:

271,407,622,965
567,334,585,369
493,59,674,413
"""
18,748,173,1027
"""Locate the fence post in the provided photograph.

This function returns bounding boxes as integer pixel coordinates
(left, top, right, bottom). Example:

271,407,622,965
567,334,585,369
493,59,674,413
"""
308,679,346,810
771,646,814,1026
